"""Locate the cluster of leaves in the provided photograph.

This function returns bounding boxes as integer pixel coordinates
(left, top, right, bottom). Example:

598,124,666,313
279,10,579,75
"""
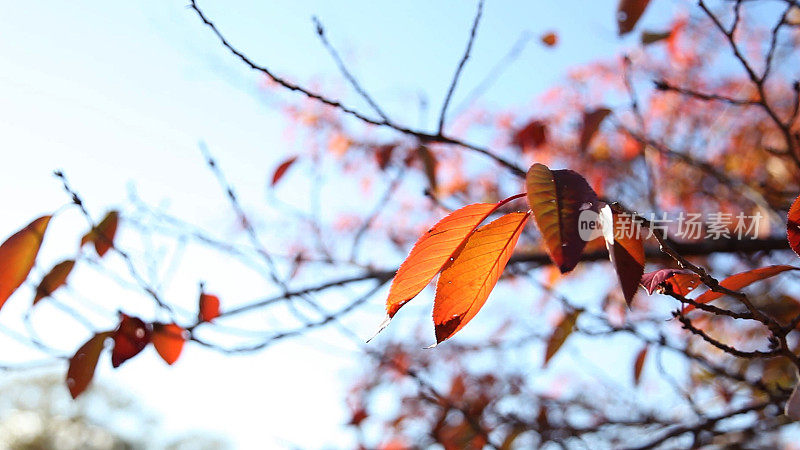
0,211,226,398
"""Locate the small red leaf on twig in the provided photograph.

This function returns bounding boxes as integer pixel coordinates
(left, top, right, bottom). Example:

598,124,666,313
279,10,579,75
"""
34,259,75,305
199,292,221,322
640,269,700,296
152,322,185,365
67,331,112,399
111,314,151,368
271,156,299,187
81,211,119,257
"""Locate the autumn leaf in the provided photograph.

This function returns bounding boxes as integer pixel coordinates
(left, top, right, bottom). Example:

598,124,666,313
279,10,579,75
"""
526,163,600,273
271,155,298,187
0,215,51,311
152,322,185,365
67,331,112,399
111,314,151,368
788,195,800,258
81,210,119,257
416,145,438,193
640,269,700,296
685,265,798,313
199,292,221,322
384,202,504,320
633,345,648,385
432,212,530,344
34,259,75,305
540,32,558,47
599,205,645,306
512,120,548,153
617,0,651,35
374,144,396,171
544,310,581,366
641,30,671,45
579,108,611,152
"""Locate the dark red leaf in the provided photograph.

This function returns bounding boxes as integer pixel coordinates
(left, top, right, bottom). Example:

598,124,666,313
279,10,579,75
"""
600,206,645,306
617,0,651,36
374,144,396,171
111,314,151,368
271,156,299,187
526,164,600,273
788,195,800,258
67,331,112,399
640,269,701,296
512,120,548,153
579,108,611,152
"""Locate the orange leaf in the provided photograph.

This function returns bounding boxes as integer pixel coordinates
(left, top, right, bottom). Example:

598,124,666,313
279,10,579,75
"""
152,322,185,365
111,314,151,368
384,203,502,319
633,345,648,385
0,215,51,311
541,32,558,47
271,155,298,187
579,108,611,152
599,205,645,306
81,210,119,257
199,292,221,322
788,195,800,258
433,212,530,344
66,331,112,399
34,259,75,305
544,310,580,366
526,164,600,273
685,265,798,313
617,0,651,35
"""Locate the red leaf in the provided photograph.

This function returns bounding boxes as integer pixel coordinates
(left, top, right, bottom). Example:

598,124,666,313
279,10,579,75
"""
640,269,700,296
541,32,558,47
34,259,75,305
512,120,548,153
788,194,800,258
544,310,580,366
579,108,611,152
271,156,298,187
152,322,185,365
111,314,151,368
81,210,119,257
600,205,645,306
384,203,502,320
0,215,51,311
633,345,648,385
617,0,651,35
199,292,221,322
374,144,396,171
526,163,600,273
685,265,798,313
67,331,112,399
433,212,530,344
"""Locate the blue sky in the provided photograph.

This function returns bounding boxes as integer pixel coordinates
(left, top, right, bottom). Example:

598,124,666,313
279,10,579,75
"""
0,0,679,447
